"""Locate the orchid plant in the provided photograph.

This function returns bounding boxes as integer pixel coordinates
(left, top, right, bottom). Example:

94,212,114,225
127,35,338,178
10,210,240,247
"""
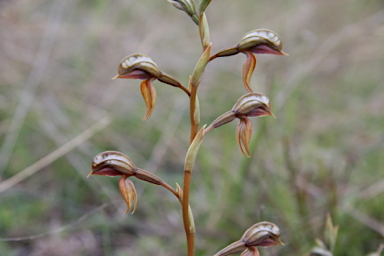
88,0,287,255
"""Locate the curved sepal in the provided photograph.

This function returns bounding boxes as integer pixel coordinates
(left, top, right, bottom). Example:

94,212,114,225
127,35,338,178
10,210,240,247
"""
140,78,157,120
236,117,252,158
240,247,260,256
242,51,257,93
119,176,138,214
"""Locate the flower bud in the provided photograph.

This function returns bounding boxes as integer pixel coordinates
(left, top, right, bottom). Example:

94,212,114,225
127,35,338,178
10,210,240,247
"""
113,53,162,80
237,29,287,55
241,221,283,247
232,93,274,118
167,0,198,24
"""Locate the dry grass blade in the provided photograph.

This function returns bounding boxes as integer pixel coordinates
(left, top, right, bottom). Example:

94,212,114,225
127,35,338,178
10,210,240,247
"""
0,0,67,178
0,116,111,194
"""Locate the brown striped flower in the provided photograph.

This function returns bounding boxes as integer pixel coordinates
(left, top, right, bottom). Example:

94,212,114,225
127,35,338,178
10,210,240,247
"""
210,29,287,92
205,93,274,157
113,53,189,120
89,151,168,213
214,222,283,256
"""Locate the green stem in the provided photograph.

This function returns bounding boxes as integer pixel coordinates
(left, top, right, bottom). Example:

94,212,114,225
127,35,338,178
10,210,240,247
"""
182,81,198,256
182,171,195,256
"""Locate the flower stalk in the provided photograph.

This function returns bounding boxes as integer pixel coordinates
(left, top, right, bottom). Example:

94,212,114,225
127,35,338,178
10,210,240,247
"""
89,1,287,255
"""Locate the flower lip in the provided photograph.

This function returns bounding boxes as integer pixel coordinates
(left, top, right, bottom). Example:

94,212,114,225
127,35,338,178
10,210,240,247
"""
90,166,123,177
246,106,273,118
114,69,153,80
252,236,281,247
248,44,285,55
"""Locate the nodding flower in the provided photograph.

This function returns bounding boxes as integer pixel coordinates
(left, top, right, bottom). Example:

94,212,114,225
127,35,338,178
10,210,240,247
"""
113,53,190,120
214,221,283,256
205,93,274,157
210,29,287,92
89,151,168,213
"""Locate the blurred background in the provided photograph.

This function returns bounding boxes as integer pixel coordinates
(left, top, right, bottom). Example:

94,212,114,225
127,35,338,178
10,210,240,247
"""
1,0,384,255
